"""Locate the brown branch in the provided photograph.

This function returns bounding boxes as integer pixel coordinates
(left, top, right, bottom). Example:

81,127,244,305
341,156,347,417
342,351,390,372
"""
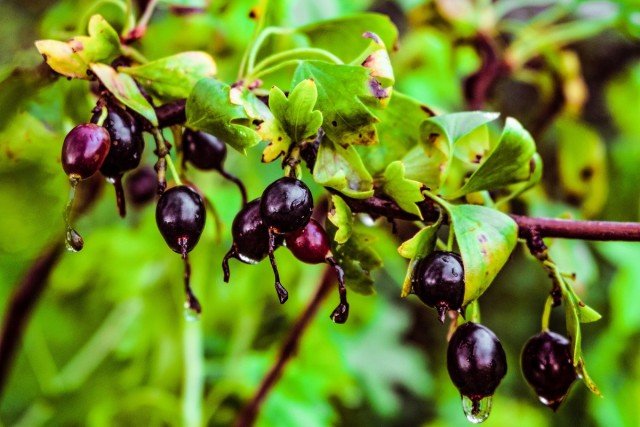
235,267,335,427
463,32,507,110
0,177,103,399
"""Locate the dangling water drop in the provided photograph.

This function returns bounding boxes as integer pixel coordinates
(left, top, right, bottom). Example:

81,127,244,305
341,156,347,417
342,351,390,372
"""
461,395,492,424
183,303,200,322
63,177,84,252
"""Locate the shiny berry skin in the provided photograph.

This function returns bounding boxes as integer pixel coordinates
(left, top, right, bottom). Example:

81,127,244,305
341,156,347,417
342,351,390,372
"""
521,331,577,411
182,128,226,171
95,107,145,177
285,218,330,264
125,166,157,207
61,124,111,180
411,251,465,323
229,198,280,264
260,177,313,233
447,322,507,400
156,185,206,254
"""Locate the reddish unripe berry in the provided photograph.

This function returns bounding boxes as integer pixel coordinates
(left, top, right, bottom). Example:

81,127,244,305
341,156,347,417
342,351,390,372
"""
285,218,331,264
62,124,111,180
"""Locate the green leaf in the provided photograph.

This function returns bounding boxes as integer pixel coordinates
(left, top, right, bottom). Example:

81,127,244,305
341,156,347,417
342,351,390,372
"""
401,145,448,190
576,358,602,397
297,13,398,63
90,63,158,126
420,111,500,155
578,303,603,323
328,195,353,244
292,61,383,146
451,117,537,197
398,219,441,297
35,14,121,79
120,52,217,100
327,222,382,295
186,78,263,153
313,137,374,199
358,91,434,175
556,117,608,217
564,291,582,363
258,79,322,163
380,161,425,219
443,203,518,304
360,32,394,100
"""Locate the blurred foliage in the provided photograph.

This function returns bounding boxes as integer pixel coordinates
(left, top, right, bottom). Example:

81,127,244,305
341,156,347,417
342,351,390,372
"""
1,0,640,426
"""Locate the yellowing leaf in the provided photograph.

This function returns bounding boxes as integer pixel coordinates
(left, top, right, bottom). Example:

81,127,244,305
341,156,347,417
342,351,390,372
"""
328,195,353,244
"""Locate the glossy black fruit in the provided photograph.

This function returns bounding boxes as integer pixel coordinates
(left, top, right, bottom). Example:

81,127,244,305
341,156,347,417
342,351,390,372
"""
521,331,577,411
411,251,465,323
96,106,145,178
182,128,227,171
447,322,507,400
260,177,313,234
285,218,331,264
125,166,158,207
224,199,274,267
62,123,111,180
156,185,206,254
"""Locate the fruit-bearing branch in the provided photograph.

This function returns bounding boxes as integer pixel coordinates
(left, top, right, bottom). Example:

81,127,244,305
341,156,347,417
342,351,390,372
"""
155,101,640,242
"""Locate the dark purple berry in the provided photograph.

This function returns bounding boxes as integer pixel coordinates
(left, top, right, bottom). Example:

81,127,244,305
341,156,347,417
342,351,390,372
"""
521,331,577,411
182,128,247,205
62,123,111,180
260,177,313,234
182,128,227,171
285,218,331,264
411,251,465,323
125,166,158,207
447,322,507,400
156,185,206,254
95,106,145,178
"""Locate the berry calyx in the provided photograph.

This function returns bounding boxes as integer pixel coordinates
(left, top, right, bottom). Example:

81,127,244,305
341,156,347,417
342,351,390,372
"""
156,185,206,314
61,123,111,180
260,177,313,234
156,185,206,254
521,331,577,411
182,128,248,205
411,251,465,323
447,322,507,422
285,219,350,323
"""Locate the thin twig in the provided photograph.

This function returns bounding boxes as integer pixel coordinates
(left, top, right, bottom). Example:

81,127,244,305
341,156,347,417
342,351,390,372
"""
234,267,335,427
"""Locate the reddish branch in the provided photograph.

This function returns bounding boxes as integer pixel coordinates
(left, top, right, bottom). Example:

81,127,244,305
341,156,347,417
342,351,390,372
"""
234,267,335,427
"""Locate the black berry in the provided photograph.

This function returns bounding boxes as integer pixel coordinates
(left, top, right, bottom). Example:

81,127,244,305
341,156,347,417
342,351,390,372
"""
182,128,247,205
447,322,507,400
96,106,145,178
285,218,331,264
125,166,158,207
260,177,313,234
156,185,206,254
521,331,577,411
62,123,111,180
411,251,465,323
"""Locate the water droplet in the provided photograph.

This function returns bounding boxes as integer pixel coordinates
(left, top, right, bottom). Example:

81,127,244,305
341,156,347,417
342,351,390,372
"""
538,394,565,411
184,303,200,322
462,395,492,424
65,228,84,252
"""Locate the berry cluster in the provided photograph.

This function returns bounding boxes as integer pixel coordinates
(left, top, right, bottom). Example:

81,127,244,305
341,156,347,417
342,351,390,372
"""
410,251,577,422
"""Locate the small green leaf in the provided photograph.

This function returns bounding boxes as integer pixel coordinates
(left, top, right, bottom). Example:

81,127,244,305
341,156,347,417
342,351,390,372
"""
398,219,441,297
564,292,582,363
313,138,374,199
443,203,518,304
327,223,382,295
90,63,158,126
328,195,353,244
258,79,322,163
578,303,603,323
451,117,537,197
420,111,500,155
35,14,121,79
380,161,425,219
120,52,217,100
576,357,602,396
186,78,262,153
296,13,398,63
292,61,383,146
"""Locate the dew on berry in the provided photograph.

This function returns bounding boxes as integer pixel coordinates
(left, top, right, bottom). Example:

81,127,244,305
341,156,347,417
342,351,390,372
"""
156,185,206,313
182,128,248,205
411,251,465,323
462,395,492,424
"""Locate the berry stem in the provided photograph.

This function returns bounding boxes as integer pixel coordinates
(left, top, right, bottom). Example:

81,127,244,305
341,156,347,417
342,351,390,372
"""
541,295,553,331
446,225,455,252
326,257,349,324
222,247,237,283
95,106,108,127
182,247,201,314
113,175,127,218
267,229,288,304
219,169,248,207
246,27,294,76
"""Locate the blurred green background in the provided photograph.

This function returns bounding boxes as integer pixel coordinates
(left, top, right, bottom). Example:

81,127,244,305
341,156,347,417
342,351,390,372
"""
1,0,640,426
